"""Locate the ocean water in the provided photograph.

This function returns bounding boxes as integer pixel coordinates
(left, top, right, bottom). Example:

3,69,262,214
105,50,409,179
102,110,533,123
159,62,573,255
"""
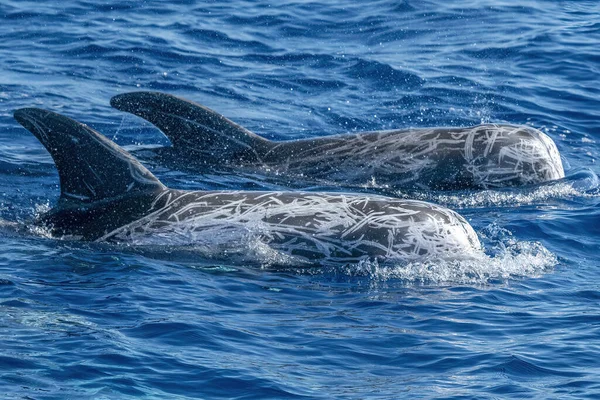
1,0,600,398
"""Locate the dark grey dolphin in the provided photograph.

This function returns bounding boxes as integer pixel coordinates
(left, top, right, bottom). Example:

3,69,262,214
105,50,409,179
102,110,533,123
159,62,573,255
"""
110,91,565,191
13,108,481,266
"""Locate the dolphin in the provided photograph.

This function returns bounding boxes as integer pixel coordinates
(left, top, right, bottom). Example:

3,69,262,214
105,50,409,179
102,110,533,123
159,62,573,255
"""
110,91,565,191
13,108,481,266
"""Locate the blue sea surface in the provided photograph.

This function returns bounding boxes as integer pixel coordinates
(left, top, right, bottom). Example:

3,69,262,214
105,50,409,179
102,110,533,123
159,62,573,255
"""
1,0,600,398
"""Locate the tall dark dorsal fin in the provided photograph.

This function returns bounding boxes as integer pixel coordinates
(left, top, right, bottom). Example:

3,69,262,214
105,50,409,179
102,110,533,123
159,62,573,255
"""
14,108,165,207
110,91,273,163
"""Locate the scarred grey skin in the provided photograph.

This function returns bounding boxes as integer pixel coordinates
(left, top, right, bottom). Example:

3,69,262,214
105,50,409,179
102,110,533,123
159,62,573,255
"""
110,91,565,191
13,108,481,266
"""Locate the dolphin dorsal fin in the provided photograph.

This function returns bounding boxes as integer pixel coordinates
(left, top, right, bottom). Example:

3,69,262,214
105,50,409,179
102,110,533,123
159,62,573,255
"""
14,108,165,207
110,91,272,163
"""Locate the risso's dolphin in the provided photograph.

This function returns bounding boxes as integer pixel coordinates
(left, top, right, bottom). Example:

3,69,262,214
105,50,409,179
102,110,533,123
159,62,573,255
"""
13,108,481,266
110,91,565,191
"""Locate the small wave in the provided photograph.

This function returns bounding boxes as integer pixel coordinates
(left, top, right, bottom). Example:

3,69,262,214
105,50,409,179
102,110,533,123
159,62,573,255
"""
344,58,424,90
3,305,99,333
491,355,582,379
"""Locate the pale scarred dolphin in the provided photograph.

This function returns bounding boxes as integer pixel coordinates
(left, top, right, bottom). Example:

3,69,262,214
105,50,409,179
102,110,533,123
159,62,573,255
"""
13,108,481,266
110,91,565,191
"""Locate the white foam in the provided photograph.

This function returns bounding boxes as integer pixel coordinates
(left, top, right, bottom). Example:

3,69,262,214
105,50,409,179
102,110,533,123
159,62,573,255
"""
337,242,555,284
330,224,557,284
27,202,54,238
396,178,598,209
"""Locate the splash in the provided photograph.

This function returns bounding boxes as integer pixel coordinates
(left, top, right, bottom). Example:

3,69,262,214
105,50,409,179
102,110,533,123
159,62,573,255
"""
330,224,557,285
403,182,579,208
395,169,600,209
27,202,54,238
336,242,555,285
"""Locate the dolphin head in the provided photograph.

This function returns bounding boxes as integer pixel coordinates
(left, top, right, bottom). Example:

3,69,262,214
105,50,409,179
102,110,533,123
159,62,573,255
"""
466,124,565,188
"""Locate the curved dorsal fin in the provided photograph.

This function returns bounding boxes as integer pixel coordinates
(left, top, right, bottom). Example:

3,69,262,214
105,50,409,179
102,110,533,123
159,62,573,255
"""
110,91,272,163
14,108,165,208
